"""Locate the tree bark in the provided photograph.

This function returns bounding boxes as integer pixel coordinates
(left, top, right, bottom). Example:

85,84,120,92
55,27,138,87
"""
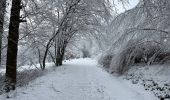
5,0,21,92
42,29,61,69
56,46,65,66
55,39,67,66
0,0,6,67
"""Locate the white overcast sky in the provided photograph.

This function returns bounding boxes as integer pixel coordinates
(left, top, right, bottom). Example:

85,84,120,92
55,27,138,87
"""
114,0,139,13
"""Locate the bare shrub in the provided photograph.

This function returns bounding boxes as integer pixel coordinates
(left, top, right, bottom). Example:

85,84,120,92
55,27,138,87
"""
98,53,113,69
0,73,5,93
0,69,45,94
16,69,45,87
109,40,166,74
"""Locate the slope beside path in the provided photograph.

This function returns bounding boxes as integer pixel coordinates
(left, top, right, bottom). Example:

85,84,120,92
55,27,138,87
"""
0,58,157,100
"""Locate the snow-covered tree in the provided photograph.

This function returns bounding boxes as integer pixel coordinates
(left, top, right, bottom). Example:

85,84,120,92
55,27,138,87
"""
18,0,113,68
0,0,6,66
99,0,170,74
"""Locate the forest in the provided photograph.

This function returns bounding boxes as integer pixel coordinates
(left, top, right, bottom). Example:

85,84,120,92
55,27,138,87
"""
0,0,170,100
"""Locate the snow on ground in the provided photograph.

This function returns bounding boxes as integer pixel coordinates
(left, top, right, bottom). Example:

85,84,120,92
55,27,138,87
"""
0,58,158,100
124,64,170,99
0,62,54,75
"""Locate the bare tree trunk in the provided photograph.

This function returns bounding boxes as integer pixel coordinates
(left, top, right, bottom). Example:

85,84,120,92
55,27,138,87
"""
56,46,65,66
55,39,67,66
42,40,53,70
0,0,6,67
5,0,21,92
42,29,61,69
37,47,43,69
160,98,164,100
54,38,57,63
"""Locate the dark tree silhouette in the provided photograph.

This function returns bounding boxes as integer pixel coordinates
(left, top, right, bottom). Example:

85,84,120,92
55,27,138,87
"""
5,0,21,92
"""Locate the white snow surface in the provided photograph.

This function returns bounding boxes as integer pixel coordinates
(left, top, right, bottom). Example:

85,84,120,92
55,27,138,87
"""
0,58,158,100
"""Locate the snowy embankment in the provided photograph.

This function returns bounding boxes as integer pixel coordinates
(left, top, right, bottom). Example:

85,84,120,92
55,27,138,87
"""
0,63,55,91
124,64,170,99
0,58,157,100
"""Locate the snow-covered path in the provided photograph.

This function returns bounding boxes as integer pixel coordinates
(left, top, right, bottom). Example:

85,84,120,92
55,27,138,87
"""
0,58,157,100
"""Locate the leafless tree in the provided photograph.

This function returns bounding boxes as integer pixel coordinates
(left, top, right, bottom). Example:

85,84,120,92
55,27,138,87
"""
5,0,22,92
0,0,6,66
